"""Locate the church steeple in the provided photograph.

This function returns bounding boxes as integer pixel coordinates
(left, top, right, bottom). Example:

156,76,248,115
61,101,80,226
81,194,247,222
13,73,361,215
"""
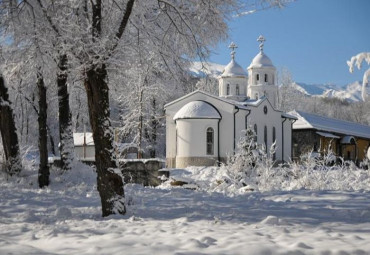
218,42,248,101
257,35,266,53
229,42,238,60
247,35,278,108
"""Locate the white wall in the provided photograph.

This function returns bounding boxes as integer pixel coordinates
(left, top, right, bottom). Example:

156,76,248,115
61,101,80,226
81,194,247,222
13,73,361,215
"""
219,76,248,100
242,100,284,161
283,119,293,162
165,92,236,162
165,91,293,166
75,146,95,159
176,119,219,157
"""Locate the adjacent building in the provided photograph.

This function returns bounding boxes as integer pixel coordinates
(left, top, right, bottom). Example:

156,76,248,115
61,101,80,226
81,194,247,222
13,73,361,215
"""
290,110,370,162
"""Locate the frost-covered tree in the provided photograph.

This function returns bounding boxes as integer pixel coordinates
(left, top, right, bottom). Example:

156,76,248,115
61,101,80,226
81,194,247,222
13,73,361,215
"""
0,0,75,172
195,76,219,95
347,52,370,102
1,0,290,216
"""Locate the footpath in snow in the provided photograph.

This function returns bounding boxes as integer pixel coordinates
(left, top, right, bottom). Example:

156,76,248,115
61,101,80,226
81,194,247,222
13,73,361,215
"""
0,164,369,255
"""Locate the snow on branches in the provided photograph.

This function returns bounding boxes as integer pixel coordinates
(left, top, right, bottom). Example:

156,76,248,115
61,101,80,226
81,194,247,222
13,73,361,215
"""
347,52,370,102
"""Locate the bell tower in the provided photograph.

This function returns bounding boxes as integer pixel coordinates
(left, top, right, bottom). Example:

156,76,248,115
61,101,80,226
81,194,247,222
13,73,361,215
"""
218,42,248,102
247,35,278,108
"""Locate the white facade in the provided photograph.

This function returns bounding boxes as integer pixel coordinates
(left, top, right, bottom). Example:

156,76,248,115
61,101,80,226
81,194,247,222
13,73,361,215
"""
165,38,296,168
247,36,278,108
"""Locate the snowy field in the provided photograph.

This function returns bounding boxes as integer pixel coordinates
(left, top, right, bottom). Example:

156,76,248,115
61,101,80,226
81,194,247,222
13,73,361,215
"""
1,164,370,255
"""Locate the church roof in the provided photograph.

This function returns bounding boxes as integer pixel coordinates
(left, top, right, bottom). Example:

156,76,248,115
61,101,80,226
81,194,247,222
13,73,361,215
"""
248,52,275,69
220,59,247,78
173,101,221,120
290,110,370,139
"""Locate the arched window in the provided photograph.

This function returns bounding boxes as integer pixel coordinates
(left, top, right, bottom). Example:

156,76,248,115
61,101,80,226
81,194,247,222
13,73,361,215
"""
206,127,214,155
226,84,230,95
264,74,268,82
264,126,268,152
254,124,258,142
236,84,240,95
272,127,276,160
256,74,259,81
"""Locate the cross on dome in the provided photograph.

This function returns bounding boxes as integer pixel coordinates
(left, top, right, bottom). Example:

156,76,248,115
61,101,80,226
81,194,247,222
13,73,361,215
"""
257,35,266,53
228,42,238,60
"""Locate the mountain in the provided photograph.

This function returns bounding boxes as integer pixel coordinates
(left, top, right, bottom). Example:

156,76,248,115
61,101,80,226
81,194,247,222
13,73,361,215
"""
190,62,365,102
189,61,224,78
294,81,365,102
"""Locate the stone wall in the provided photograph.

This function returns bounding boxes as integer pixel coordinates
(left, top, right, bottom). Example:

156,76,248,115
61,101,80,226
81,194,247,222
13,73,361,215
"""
119,159,165,187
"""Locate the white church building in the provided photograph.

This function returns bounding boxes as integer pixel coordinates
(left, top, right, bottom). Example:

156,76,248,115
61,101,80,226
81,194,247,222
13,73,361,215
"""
165,36,296,168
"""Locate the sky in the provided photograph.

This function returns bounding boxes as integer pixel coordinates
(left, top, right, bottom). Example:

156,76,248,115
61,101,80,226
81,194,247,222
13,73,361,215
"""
208,0,370,87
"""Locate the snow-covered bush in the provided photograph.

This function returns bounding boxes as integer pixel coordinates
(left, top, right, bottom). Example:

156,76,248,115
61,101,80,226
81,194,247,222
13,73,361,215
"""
219,128,276,192
166,142,370,195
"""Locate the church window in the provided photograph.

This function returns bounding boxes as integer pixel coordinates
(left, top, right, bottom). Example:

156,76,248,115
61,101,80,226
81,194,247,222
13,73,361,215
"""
226,84,230,95
256,74,259,81
236,84,240,95
264,74,268,82
272,127,276,160
254,124,258,142
264,126,267,152
206,127,214,155
245,115,248,129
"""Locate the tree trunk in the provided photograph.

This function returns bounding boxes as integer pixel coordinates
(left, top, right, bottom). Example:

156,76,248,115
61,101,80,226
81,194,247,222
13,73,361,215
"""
84,65,125,217
150,98,157,158
47,125,56,155
138,89,143,159
57,54,74,171
37,73,50,188
0,75,22,175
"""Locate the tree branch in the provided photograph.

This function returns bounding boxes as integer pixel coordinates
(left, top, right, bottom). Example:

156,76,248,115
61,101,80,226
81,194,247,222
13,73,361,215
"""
110,0,135,52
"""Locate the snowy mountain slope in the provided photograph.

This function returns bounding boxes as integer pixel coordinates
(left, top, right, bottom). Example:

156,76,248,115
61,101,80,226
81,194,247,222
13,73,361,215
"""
190,61,365,102
292,82,340,96
189,61,224,78
294,81,366,102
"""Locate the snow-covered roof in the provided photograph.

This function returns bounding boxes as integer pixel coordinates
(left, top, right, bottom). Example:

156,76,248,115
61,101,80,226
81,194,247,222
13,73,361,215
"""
316,131,340,139
165,90,293,121
220,59,247,78
248,52,275,69
73,133,94,146
173,101,221,120
290,110,370,139
165,90,248,110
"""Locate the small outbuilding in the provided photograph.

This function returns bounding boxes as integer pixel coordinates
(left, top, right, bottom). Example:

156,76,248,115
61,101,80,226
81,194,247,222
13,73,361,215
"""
290,110,370,163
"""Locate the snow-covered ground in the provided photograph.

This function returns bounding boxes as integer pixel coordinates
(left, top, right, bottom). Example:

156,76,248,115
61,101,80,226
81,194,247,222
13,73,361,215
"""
1,163,370,255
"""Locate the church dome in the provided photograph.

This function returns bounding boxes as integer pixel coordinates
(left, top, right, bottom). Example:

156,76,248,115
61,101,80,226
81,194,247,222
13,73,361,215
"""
248,52,274,69
221,59,247,78
174,101,221,120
